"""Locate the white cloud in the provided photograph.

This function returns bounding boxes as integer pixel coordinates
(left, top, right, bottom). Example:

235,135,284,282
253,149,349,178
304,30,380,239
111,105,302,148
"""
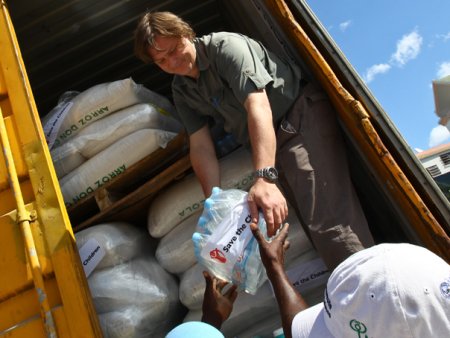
362,29,423,83
339,20,352,32
390,30,423,67
364,63,391,83
429,125,450,147
437,61,450,79
438,32,450,41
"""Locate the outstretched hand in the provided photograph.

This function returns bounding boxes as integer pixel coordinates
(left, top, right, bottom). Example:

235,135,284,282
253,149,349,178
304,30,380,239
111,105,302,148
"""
201,271,238,329
252,222,307,338
250,222,290,275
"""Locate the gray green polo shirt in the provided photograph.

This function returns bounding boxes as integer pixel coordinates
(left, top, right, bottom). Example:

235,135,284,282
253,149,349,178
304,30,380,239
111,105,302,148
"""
172,32,302,145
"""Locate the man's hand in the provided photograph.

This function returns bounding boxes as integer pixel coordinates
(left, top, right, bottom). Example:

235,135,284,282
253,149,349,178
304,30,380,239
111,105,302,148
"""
248,179,288,237
250,222,290,275
201,271,238,329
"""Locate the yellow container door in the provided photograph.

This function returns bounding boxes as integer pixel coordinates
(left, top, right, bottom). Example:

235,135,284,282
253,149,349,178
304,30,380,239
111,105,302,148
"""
0,2,103,337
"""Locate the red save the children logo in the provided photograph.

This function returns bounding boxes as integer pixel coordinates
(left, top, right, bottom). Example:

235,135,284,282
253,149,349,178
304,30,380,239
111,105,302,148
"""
210,248,227,263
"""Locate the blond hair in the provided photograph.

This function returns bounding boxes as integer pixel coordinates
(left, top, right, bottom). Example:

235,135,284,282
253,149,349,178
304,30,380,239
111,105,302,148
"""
134,11,195,63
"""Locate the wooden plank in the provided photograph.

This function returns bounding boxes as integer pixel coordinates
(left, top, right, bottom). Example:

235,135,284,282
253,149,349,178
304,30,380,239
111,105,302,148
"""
72,154,192,232
67,132,188,225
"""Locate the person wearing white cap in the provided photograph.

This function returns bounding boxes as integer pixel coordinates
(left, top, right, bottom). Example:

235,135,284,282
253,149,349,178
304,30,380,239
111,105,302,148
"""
250,222,450,338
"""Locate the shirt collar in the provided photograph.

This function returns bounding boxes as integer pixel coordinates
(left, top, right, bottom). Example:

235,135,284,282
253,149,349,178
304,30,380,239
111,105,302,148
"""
194,37,210,72
174,36,210,88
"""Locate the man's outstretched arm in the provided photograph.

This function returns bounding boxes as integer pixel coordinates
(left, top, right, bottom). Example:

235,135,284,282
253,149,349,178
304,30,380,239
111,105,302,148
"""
245,89,288,236
189,124,220,197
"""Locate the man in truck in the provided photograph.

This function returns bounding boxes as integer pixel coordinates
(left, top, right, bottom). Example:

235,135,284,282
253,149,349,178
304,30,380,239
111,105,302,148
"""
133,11,374,270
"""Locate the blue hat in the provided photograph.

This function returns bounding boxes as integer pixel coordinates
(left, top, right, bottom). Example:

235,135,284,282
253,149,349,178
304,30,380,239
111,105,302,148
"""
166,321,224,338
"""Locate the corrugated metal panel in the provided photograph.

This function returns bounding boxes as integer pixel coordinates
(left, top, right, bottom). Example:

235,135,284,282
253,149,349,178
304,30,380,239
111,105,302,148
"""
7,0,227,117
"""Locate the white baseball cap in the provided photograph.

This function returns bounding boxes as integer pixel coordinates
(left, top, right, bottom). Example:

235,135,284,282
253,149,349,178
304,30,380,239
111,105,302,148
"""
292,243,450,337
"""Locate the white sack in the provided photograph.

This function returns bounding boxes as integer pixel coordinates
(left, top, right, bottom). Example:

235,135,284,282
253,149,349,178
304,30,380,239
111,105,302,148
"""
43,78,175,149
89,255,182,338
147,147,254,238
98,306,174,338
155,210,201,275
50,103,182,177
87,255,180,314
178,263,205,310
61,128,176,207
75,222,153,270
182,309,202,323
51,142,86,178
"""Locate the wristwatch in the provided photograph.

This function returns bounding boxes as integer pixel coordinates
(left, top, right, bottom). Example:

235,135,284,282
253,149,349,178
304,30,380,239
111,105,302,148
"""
254,166,278,183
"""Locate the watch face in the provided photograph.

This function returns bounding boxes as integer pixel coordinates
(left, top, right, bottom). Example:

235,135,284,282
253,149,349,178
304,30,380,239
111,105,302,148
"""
265,167,278,181
255,167,278,182
267,168,278,180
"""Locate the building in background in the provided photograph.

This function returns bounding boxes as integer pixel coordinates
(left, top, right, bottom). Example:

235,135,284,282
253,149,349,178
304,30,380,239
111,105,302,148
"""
417,142,450,201
433,75,450,131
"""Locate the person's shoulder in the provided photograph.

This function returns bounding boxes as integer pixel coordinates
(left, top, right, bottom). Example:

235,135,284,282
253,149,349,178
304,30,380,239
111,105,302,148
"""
217,32,252,44
199,32,252,47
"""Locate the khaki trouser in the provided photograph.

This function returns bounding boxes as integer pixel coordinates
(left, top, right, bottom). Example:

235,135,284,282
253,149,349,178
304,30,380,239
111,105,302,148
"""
276,82,374,271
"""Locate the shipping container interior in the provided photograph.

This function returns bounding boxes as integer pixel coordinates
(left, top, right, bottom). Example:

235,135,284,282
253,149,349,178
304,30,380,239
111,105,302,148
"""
7,0,418,243
5,0,450,336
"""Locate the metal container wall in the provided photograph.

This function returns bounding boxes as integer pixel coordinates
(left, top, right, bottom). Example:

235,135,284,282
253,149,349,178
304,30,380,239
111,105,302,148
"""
0,3,102,337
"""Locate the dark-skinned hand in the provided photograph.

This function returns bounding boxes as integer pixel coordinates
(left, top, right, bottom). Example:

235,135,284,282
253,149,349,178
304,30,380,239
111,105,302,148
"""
250,222,290,274
201,270,238,329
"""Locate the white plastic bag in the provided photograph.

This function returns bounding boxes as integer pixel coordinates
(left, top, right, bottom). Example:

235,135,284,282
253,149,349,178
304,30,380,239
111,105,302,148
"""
192,187,268,295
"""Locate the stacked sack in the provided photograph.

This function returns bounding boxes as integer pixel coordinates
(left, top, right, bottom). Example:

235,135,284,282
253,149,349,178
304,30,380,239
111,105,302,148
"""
42,78,182,207
148,146,255,239
75,222,184,338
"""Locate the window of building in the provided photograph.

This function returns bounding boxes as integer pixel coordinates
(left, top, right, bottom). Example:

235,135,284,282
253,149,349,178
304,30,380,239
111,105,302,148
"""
426,165,441,177
434,172,450,201
440,152,450,167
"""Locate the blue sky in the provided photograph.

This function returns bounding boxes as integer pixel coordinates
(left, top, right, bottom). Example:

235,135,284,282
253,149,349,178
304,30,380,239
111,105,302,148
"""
307,0,450,152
